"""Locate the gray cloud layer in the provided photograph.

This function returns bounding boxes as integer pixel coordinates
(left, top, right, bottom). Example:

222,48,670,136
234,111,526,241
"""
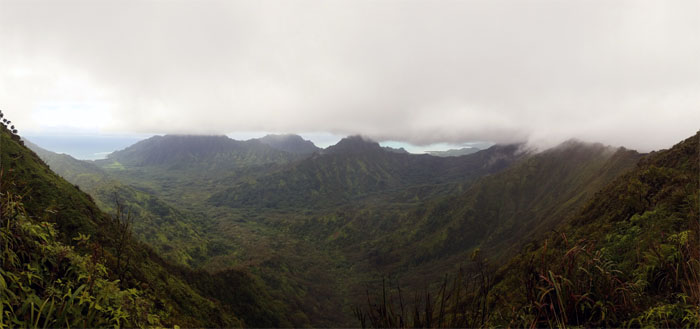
1,0,698,151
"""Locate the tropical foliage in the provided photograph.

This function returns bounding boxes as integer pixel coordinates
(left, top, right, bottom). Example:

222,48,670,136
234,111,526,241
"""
7,121,699,327
0,191,161,328
355,132,700,328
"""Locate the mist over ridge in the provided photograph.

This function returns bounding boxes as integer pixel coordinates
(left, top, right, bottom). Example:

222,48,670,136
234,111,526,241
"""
1,0,699,327
2,0,698,153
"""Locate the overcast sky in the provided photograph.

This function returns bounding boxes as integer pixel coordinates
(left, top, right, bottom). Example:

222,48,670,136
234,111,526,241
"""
1,0,698,152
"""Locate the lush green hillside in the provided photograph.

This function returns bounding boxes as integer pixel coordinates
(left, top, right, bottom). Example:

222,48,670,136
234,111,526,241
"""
17,127,697,328
91,134,311,214
78,135,530,326
208,136,527,209
25,135,344,326
203,138,644,326
405,141,643,262
287,140,642,299
25,140,213,267
356,132,699,328
98,134,300,170
1,191,165,328
1,127,291,327
488,131,700,327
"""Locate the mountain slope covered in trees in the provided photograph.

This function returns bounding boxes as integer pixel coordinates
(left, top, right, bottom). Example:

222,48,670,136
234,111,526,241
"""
0,126,295,327
25,140,214,267
283,140,643,306
489,131,700,327
12,126,699,327
355,132,699,328
98,134,300,170
208,136,527,209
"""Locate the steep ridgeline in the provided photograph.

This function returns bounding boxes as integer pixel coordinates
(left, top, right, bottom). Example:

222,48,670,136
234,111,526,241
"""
25,140,212,267
490,132,699,328
208,135,527,209
25,139,107,183
291,140,643,275
398,140,643,263
383,146,410,154
255,134,321,154
0,127,290,327
97,134,301,171
321,135,387,154
427,146,480,157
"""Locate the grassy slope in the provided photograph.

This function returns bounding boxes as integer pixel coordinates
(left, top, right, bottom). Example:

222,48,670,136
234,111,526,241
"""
200,140,641,325
84,138,526,326
25,140,212,267
208,143,526,210
285,141,641,306
27,138,343,326
22,132,667,327
490,131,699,327
409,141,643,261
295,141,638,259
1,128,289,327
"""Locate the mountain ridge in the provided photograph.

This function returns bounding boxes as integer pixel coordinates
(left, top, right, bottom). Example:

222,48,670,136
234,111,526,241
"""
255,134,321,154
208,143,528,209
99,134,298,170
322,135,384,155
427,146,480,157
1,126,291,327
12,127,698,327
489,131,699,327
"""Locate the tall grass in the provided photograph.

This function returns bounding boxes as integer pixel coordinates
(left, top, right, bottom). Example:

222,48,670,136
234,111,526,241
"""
354,249,494,328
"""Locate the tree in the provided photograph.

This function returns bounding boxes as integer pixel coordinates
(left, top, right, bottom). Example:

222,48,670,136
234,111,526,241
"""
111,193,135,283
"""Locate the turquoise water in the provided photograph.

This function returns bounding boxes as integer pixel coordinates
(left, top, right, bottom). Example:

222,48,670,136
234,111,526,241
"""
23,135,149,160
22,133,495,160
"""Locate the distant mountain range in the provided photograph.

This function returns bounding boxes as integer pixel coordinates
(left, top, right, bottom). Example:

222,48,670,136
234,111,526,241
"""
208,136,526,209
24,139,215,267
10,128,699,327
255,134,321,154
98,134,296,170
5,128,286,327
427,146,480,157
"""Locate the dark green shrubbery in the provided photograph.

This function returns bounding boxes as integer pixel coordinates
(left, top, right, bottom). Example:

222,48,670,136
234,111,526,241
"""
355,249,495,328
357,133,700,328
0,191,162,328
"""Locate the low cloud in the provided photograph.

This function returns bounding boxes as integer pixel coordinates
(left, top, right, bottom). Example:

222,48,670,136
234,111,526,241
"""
1,0,698,151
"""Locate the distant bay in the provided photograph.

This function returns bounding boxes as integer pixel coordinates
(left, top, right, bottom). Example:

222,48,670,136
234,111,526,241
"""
23,134,149,160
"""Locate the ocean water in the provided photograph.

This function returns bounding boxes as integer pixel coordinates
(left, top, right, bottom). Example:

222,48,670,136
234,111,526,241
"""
23,135,149,160
21,133,495,160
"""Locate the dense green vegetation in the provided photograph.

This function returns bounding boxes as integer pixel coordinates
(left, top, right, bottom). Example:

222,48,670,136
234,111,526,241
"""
491,131,699,328
278,139,644,320
356,132,700,328
28,133,533,326
99,134,300,170
26,141,213,267
1,190,161,328
208,137,525,209
1,127,292,327
10,126,699,327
